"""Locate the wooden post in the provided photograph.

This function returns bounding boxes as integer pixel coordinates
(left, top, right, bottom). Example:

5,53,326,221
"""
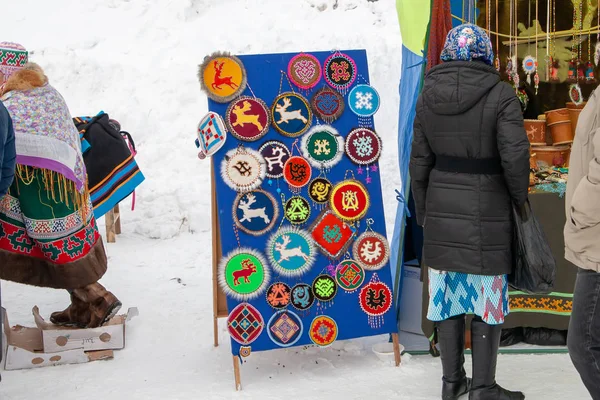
233,355,242,391
465,329,472,350
105,209,116,243
211,160,228,347
392,333,402,366
113,204,122,235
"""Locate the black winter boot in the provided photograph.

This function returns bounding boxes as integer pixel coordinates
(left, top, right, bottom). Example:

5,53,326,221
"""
437,315,471,399
469,317,524,400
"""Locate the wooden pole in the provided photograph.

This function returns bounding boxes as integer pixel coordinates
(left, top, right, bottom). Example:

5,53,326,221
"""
113,204,122,235
105,209,116,243
233,355,242,391
211,160,220,347
391,333,402,366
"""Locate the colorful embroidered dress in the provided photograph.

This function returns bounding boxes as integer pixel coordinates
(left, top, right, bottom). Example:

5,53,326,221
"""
0,70,107,290
427,268,509,325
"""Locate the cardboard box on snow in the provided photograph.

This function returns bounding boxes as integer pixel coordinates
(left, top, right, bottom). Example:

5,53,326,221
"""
2,306,138,371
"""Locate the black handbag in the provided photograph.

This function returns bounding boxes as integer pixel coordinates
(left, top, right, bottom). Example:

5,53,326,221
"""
509,199,556,294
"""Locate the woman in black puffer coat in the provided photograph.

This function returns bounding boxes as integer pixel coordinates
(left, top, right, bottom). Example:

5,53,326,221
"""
410,24,530,400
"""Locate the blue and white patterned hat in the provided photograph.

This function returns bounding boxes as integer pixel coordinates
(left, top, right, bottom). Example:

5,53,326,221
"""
440,24,494,66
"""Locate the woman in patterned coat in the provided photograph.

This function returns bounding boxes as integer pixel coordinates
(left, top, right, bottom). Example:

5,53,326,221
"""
410,25,529,400
0,43,121,328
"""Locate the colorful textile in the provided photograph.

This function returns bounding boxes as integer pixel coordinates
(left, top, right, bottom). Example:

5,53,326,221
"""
2,84,86,191
427,268,509,325
440,24,494,66
0,166,107,289
73,114,145,219
0,42,27,81
427,0,453,71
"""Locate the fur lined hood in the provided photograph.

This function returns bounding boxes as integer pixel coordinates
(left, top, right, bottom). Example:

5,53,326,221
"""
0,62,48,97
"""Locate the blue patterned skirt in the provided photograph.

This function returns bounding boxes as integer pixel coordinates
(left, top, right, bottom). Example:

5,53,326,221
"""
427,268,510,325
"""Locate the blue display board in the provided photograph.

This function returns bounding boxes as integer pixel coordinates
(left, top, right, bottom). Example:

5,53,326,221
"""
208,50,398,356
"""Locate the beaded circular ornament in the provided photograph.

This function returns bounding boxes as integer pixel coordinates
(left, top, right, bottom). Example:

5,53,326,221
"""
284,195,311,225
335,259,366,293
266,226,316,277
267,310,304,348
225,96,270,142
227,302,264,345
266,282,292,309
259,140,290,179
310,87,345,124
291,283,315,311
329,179,370,223
288,53,322,90
220,146,266,192
271,92,313,137
308,177,333,205
348,84,380,118
300,125,345,170
345,128,382,166
198,52,247,103
233,190,279,236
352,231,390,271
323,52,357,93
312,274,337,303
309,315,338,347
218,248,271,301
359,273,392,328
283,156,312,190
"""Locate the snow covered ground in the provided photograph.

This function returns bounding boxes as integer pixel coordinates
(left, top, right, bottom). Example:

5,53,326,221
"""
0,0,590,399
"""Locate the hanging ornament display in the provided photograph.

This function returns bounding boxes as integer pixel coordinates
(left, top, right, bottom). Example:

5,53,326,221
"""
312,274,338,304
266,226,316,277
585,60,595,82
309,315,338,347
353,228,390,271
323,51,357,94
259,140,291,180
300,125,344,171
233,189,279,236
239,346,252,358
196,112,227,159
345,128,382,165
267,310,304,348
225,96,270,142
310,86,345,124
330,179,370,223
288,53,322,91
220,145,266,192
198,52,247,103
310,209,357,260
335,259,366,293
226,302,265,345
347,83,380,126
359,273,393,329
271,92,312,137
522,55,537,85
308,177,333,207
569,83,584,105
218,248,270,301
266,282,292,309
494,0,500,71
291,283,315,311
284,195,311,225
283,154,312,194
345,128,382,183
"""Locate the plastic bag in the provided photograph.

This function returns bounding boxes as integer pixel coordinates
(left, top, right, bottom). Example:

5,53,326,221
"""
509,199,556,294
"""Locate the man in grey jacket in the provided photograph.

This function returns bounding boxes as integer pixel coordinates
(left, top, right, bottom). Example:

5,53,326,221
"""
565,72,600,399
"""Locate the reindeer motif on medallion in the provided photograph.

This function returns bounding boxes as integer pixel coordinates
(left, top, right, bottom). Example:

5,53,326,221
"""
238,194,270,224
274,235,309,263
275,97,308,125
212,60,238,91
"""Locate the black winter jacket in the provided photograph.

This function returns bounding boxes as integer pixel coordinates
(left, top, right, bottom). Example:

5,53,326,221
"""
409,61,530,276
